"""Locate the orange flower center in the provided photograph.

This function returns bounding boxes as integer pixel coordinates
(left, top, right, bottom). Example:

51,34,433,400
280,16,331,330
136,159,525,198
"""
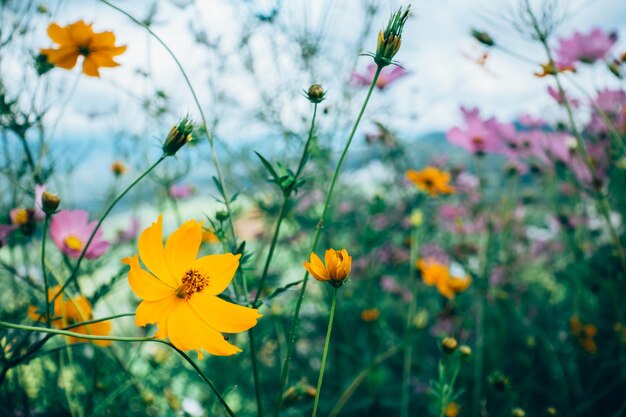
12,209,30,225
176,269,210,300
64,235,83,251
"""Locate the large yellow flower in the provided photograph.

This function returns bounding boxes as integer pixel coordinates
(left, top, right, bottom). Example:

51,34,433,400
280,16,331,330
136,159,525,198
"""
405,167,454,197
123,216,261,357
40,20,126,77
304,249,352,287
28,285,112,346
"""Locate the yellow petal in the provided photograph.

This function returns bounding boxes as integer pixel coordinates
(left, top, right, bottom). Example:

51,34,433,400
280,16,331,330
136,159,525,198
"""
168,303,241,356
191,253,240,295
135,296,178,339
69,321,112,346
164,220,202,281
138,216,178,287
82,56,100,77
47,23,71,45
304,252,329,281
40,47,79,69
188,292,261,333
88,31,115,48
88,51,121,68
67,20,94,46
123,254,174,301
63,296,92,322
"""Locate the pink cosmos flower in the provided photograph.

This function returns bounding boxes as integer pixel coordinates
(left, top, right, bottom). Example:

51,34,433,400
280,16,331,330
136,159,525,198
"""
518,114,547,128
587,88,626,134
0,224,18,247
50,209,109,259
547,85,580,108
350,63,409,90
34,185,46,221
169,184,195,200
446,107,515,155
555,28,617,67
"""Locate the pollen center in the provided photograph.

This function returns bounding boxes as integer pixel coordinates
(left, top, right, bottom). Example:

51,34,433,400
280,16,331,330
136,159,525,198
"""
176,269,210,300
13,209,30,225
64,235,83,251
77,45,91,56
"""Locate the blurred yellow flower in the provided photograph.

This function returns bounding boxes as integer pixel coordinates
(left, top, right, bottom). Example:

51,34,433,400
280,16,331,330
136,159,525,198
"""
444,401,461,417
360,308,380,322
417,259,471,299
40,20,126,77
202,229,220,244
111,161,126,176
570,316,597,353
123,216,261,357
29,285,111,346
304,249,352,287
405,167,454,197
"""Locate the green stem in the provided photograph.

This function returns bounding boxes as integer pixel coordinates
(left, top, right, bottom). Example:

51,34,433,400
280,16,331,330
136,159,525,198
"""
273,65,382,416
99,0,242,290
41,215,51,327
0,321,235,417
401,226,420,417
312,287,338,417
52,155,167,304
247,103,319,417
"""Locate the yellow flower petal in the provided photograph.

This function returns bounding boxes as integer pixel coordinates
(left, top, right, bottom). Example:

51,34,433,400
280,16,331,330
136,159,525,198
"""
164,220,202,281
188,293,261,333
47,23,71,45
138,215,178,287
66,20,94,46
191,253,240,295
123,254,174,301
135,296,178,338
304,252,329,281
40,47,79,69
82,56,100,77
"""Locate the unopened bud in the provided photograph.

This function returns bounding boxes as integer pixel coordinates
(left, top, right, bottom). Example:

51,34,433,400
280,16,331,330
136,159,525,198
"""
163,116,194,156
459,344,472,357
471,29,495,47
306,84,326,104
512,408,525,417
441,337,458,354
111,160,126,176
216,211,229,222
374,5,411,67
41,192,61,215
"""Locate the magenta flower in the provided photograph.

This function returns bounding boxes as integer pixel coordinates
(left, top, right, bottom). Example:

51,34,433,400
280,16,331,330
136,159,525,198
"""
169,184,195,200
0,224,18,247
34,184,46,221
350,63,409,90
446,107,515,155
517,114,547,128
555,28,617,67
587,88,626,134
50,209,109,259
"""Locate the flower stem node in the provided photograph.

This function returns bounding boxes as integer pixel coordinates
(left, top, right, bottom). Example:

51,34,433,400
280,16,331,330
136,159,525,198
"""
471,29,495,47
41,192,61,215
305,84,326,104
374,5,411,67
441,337,458,354
163,116,195,156
304,248,352,287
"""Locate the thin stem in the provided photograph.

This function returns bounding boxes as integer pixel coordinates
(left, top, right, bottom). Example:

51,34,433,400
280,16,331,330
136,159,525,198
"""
274,65,382,416
401,226,420,417
53,155,167,304
99,0,242,287
248,328,263,417
312,287,338,417
41,215,51,327
0,321,235,417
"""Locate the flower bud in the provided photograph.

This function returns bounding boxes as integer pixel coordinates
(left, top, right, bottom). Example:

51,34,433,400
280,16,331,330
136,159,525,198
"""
163,116,194,156
306,84,326,104
471,29,495,47
111,160,126,176
41,192,61,215
546,407,557,416
512,408,525,417
441,337,458,354
459,344,472,357
374,6,411,67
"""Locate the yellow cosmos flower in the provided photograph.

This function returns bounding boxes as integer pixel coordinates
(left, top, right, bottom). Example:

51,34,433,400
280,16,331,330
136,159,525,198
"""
444,401,461,417
123,216,261,357
303,249,352,287
405,167,454,197
360,308,380,322
417,259,471,299
29,285,112,346
40,20,126,77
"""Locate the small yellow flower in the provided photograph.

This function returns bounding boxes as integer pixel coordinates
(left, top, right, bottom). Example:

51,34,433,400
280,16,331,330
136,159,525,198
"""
570,316,598,354
360,308,380,322
417,259,471,299
534,61,575,78
29,285,111,346
410,209,423,227
123,216,261,357
441,337,458,354
406,167,454,197
303,249,352,287
111,161,126,176
40,20,126,77
444,402,461,417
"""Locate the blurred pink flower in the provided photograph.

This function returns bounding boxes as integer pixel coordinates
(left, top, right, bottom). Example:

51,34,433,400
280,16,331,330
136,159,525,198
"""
446,107,515,155
587,88,626,134
34,185,46,221
50,209,109,259
350,63,409,90
555,28,617,67
518,114,547,128
0,224,18,247
169,184,195,200
547,85,580,108
116,217,140,243
420,243,450,264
